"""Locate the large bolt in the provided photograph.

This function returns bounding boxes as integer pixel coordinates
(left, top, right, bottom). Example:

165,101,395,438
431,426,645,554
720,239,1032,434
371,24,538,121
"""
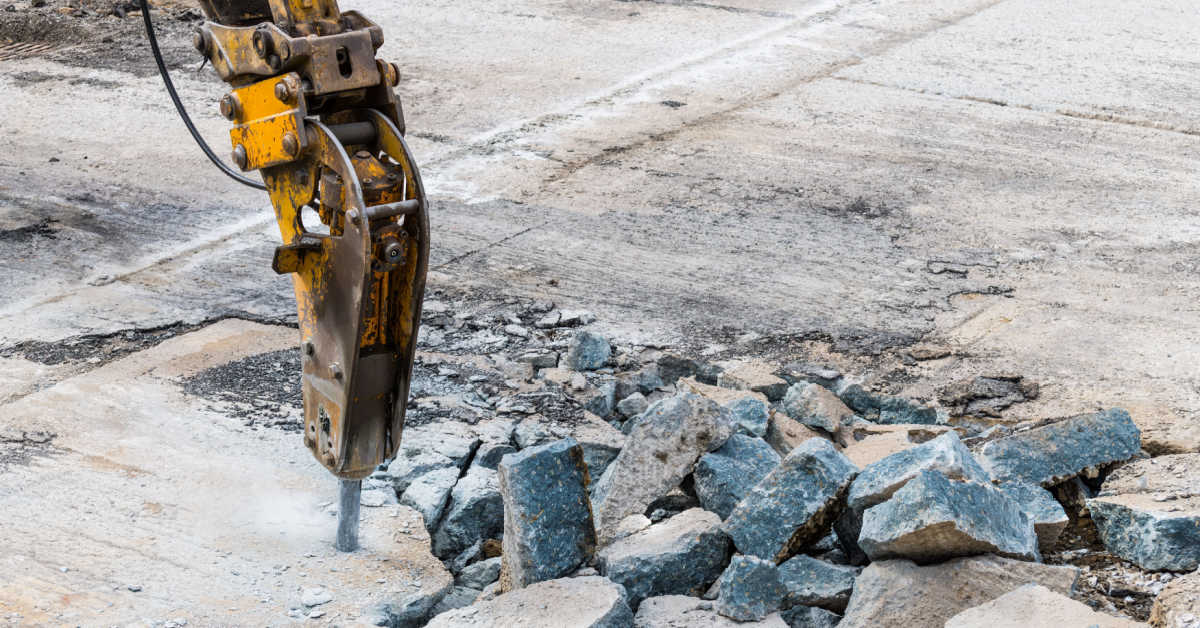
274,80,292,102
281,132,300,158
383,240,407,264
330,362,343,380
345,210,360,226
218,93,239,120
303,341,315,356
389,62,400,87
231,144,248,170
252,29,270,58
192,29,209,55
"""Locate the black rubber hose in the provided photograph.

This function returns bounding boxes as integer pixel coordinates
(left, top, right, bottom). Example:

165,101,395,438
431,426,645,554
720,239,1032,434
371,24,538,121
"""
140,0,267,190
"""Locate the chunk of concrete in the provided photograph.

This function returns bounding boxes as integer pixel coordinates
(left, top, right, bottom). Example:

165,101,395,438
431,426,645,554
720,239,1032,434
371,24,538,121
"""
1150,570,1200,628
457,556,501,590
634,595,789,628
433,466,503,558
847,431,989,514
997,480,1068,552
515,412,625,480
838,556,1079,628
859,470,1038,563
764,412,828,456
597,508,731,609
838,423,954,468
694,434,781,520
780,606,841,628
782,383,854,434
680,377,770,436
400,466,460,532
591,393,734,540
723,438,858,563
498,438,596,590
716,555,787,622
426,576,634,628
944,583,1147,627
717,360,789,401
776,362,842,390
1088,453,1200,571
427,586,480,618
837,383,939,425
617,392,649,418
566,331,612,371
777,555,857,612
976,408,1141,486
383,450,458,495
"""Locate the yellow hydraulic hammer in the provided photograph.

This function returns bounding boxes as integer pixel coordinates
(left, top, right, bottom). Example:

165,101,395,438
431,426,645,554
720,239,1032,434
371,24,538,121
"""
173,0,429,549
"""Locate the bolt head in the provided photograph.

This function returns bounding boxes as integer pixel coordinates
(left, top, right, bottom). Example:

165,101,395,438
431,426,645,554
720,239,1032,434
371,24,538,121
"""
231,144,248,170
274,80,291,102
345,210,360,226
219,94,238,120
192,29,208,55
281,132,300,158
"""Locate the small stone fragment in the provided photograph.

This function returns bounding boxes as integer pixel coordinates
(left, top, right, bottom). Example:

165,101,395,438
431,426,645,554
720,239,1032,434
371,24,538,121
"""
839,556,1078,628
597,508,731,609
976,408,1141,486
617,392,649,418
723,438,858,563
592,393,734,540
427,576,633,628
782,383,853,434
566,331,612,371
428,586,480,618
1088,453,1200,571
457,556,502,590
400,466,460,531
582,380,617,417
634,595,789,627
859,470,1037,563
716,555,787,622
679,377,771,437
764,412,828,456
777,554,857,612
717,361,789,401
498,438,597,590
776,362,842,390
433,466,504,558
517,350,559,369
780,605,842,628
996,480,1068,552
301,587,333,607
694,434,781,519
837,383,939,425
657,354,700,384
944,583,1146,627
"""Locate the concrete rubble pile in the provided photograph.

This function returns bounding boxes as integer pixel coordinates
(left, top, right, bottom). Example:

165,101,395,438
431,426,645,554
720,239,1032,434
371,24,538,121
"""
346,301,1195,627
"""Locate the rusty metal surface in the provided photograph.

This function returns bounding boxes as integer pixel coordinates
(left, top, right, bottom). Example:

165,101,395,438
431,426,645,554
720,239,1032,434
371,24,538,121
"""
197,0,428,480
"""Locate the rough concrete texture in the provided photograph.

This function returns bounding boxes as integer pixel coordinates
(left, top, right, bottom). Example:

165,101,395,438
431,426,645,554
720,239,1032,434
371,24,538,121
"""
945,584,1148,628
680,377,771,437
716,554,787,622
1088,454,1200,571
597,508,731,610
777,554,858,612
782,383,855,433
723,437,858,563
977,408,1142,486
634,596,788,628
837,423,955,468
996,480,1069,552
764,412,828,457
591,393,733,540
839,556,1079,628
426,576,634,628
858,470,1038,563
498,438,596,591
694,434,781,520
1150,570,1200,628
717,361,789,402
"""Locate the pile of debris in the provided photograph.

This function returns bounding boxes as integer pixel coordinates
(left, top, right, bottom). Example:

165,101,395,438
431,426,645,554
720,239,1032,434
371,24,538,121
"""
345,305,1198,627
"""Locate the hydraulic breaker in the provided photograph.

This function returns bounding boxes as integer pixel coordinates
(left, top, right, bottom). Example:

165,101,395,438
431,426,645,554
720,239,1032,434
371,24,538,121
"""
183,0,429,549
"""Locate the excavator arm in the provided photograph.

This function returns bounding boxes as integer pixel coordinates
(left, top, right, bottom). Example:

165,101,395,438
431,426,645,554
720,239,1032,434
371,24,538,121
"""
184,0,429,547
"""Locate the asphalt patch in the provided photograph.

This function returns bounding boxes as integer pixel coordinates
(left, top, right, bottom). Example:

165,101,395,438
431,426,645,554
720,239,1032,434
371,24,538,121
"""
178,348,303,432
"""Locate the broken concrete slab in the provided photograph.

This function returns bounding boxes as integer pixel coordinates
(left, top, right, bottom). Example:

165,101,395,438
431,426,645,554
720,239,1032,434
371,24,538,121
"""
382,450,460,495
764,412,828,456
976,408,1141,486
498,438,596,590
944,584,1146,628
838,423,955,468
400,466,460,532
1088,453,1200,571
457,557,502,590
846,431,989,514
939,374,1040,418
781,383,854,434
591,392,734,540
776,362,842,391
859,470,1038,563
597,508,731,609
716,554,786,622
1150,570,1200,628
433,466,504,559
426,576,633,628
723,438,858,563
996,480,1068,552
694,434,781,520
838,556,1079,628
777,554,857,613
837,383,939,425
634,596,788,628
566,331,612,371
717,360,789,401
680,377,770,436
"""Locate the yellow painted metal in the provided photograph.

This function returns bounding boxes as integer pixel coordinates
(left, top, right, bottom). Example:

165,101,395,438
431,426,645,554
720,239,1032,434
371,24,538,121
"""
228,73,305,171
